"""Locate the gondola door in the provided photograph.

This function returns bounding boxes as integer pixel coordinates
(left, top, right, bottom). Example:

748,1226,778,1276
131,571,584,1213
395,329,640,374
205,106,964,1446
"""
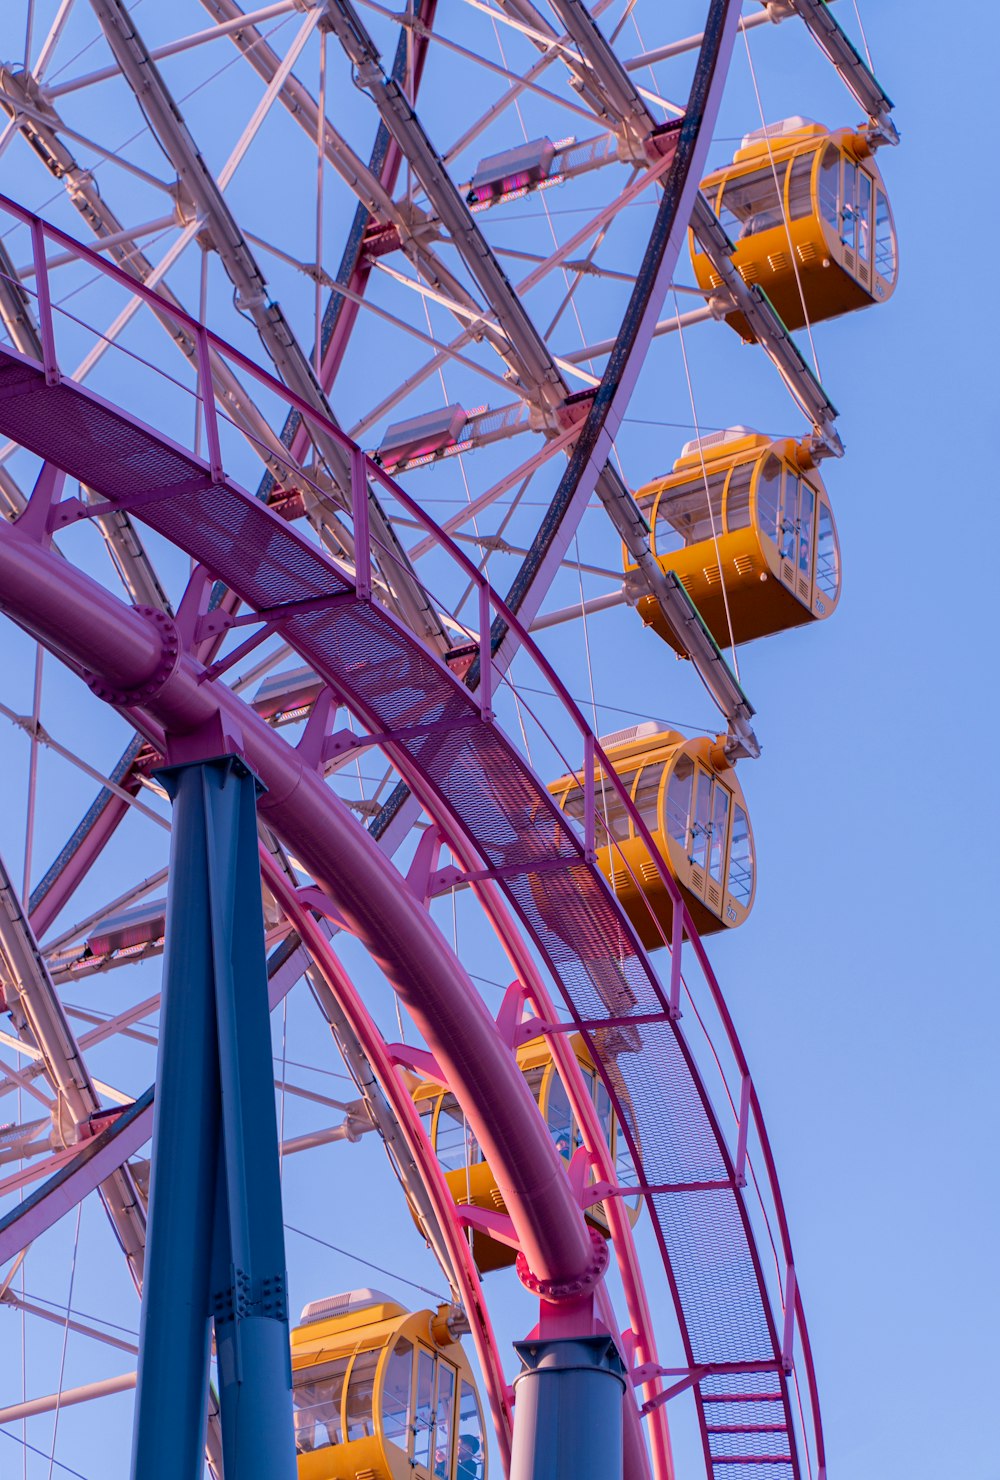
686,764,732,923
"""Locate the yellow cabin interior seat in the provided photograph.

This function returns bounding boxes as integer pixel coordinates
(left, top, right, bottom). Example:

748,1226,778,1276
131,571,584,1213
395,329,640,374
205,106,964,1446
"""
412,1035,640,1274
625,426,840,650
690,117,897,337
549,724,756,947
292,1289,486,1480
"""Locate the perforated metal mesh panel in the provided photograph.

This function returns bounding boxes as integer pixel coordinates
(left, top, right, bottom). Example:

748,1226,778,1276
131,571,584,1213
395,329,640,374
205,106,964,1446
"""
0,348,798,1478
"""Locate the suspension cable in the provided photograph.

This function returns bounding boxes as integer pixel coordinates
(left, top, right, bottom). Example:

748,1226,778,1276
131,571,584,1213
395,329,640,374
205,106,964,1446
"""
851,0,876,70
672,290,741,683
573,532,621,897
488,14,598,369
46,1201,82,1480
285,1222,449,1303
741,24,822,381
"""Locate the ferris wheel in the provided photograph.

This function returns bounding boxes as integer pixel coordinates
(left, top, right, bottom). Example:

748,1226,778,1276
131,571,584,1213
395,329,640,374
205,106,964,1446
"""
0,3,899,1479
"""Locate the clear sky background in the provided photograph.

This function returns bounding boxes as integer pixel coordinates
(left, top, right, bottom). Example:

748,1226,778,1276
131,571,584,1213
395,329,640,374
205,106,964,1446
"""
721,7,1000,1476
0,3,996,1478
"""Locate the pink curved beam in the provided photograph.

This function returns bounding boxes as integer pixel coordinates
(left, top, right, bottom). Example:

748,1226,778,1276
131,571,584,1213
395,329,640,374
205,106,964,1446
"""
0,522,594,1291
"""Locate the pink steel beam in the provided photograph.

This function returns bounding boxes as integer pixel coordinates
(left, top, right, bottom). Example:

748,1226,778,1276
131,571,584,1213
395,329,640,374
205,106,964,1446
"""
259,0,439,472
0,873,519,1472
0,444,808,1478
1,491,798,1474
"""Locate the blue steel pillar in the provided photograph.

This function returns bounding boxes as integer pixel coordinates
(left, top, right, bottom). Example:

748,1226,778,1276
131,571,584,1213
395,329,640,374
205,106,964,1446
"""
509,1335,627,1480
130,756,297,1480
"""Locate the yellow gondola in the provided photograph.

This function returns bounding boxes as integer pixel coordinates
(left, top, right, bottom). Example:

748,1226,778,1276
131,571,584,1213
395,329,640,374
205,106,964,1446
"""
625,427,840,649
690,117,897,336
549,723,755,945
292,1289,486,1480
412,1036,640,1274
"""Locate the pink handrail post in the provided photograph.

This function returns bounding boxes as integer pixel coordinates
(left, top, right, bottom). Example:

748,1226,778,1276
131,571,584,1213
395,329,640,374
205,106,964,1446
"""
351,446,371,600
668,894,683,1019
781,1263,797,1372
29,219,59,387
734,1074,751,1189
583,734,596,863
194,325,223,482
478,582,493,720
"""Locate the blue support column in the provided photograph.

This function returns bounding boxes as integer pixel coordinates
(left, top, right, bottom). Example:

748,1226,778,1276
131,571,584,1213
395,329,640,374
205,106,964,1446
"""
129,761,221,1479
509,1335,627,1480
131,756,297,1480
202,757,296,1477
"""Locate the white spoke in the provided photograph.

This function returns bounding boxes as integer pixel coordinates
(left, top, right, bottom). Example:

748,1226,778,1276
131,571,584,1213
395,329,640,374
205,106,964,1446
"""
46,3,301,98
0,1372,138,1424
217,7,322,192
